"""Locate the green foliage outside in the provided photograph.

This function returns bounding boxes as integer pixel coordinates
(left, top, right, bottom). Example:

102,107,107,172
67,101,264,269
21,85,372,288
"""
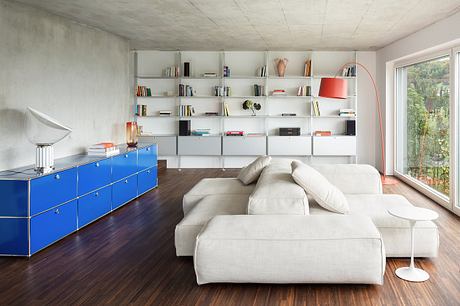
405,57,450,196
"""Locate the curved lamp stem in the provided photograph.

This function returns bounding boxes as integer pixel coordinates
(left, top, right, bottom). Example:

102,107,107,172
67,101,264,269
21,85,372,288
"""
335,62,394,184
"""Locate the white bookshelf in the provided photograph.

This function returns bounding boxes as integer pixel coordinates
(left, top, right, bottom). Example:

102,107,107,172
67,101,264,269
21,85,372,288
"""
134,50,358,168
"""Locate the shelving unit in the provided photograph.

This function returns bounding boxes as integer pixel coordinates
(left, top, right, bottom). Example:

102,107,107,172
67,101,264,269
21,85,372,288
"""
134,50,358,168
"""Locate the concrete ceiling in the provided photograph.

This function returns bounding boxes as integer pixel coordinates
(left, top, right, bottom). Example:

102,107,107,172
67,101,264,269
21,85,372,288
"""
12,0,460,50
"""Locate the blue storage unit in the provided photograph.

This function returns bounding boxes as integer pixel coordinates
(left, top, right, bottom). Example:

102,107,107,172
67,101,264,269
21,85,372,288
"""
0,143,158,256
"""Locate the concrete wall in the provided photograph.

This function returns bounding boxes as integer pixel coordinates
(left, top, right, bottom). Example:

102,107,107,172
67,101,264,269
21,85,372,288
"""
0,0,131,171
376,11,460,174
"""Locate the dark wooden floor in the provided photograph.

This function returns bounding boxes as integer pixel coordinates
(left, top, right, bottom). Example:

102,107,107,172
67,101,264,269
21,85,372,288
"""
1,167,459,306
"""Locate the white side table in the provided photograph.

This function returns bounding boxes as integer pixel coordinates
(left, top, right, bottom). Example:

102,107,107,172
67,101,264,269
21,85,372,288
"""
388,206,439,282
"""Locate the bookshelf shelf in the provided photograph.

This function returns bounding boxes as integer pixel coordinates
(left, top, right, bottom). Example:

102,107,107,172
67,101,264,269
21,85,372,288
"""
134,50,358,165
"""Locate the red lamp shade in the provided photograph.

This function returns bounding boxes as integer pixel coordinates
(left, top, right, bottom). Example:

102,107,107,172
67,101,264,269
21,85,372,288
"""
318,78,348,99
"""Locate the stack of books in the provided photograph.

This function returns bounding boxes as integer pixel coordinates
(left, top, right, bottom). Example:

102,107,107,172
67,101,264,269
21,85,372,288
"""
271,89,286,96
226,131,244,136
304,59,312,77
256,66,267,77
205,112,219,116
164,66,179,77
254,84,264,96
178,84,194,96
137,86,151,97
192,129,211,136
179,105,195,116
342,65,356,77
87,142,119,157
312,100,321,116
203,72,217,78
159,110,172,116
339,109,356,117
314,131,332,136
246,132,265,137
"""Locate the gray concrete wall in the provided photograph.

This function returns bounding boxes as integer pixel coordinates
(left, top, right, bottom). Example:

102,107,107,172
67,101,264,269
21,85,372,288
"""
0,0,131,171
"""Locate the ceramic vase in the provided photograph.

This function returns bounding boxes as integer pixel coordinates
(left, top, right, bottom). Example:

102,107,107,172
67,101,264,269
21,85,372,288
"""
275,58,288,77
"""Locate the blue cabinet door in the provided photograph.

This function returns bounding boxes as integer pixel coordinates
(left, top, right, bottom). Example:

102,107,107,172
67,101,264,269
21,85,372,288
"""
112,151,138,182
30,200,77,254
0,180,28,217
77,185,111,228
112,174,137,210
138,145,157,171
78,159,112,196
138,167,158,195
0,218,28,256
30,168,78,216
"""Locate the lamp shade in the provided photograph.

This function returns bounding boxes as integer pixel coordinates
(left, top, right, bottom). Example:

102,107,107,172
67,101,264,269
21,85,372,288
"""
318,78,348,99
26,107,72,145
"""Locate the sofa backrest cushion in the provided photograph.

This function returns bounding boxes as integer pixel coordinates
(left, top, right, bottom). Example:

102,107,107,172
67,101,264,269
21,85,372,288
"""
291,161,350,214
237,155,271,185
248,159,309,215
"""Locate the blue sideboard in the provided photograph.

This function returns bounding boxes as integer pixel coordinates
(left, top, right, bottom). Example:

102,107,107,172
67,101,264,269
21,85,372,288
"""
0,143,158,256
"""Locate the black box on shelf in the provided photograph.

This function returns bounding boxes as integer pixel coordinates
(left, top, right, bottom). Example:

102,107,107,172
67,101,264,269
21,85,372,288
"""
179,120,191,136
346,120,356,136
279,127,300,136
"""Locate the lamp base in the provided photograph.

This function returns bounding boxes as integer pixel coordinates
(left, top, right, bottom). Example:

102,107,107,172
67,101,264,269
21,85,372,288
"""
35,145,54,174
381,175,399,185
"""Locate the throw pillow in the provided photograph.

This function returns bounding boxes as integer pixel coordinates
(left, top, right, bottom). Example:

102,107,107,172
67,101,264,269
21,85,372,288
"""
291,161,349,214
238,156,271,185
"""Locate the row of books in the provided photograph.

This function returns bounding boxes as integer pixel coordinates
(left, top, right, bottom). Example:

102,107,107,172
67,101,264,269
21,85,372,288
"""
256,66,267,77
179,105,195,116
87,142,120,157
296,85,311,96
164,66,179,77
304,59,312,77
136,105,148,116
215,86,231,96
137,86,152,97
339,109,356,117
342,65,356,77
178,84,194,96
254,84,265,96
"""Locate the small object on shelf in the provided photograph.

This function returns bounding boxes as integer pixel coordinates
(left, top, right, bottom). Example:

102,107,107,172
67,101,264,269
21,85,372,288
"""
223,103,230,116
274,58,288,77
223,66,230,77
282,113,297,117
141,105,147,116
304,59,312,77
314,130,332,136
246,132,265,137
159,110,172,116
179,120,191,136
279,127,300,136
192,129,211,136
126,121,138,147
205,112,219,116
346,120,356,136
257,65,267,77
342,64,356,77
312,100,321,116
203,72,218,78
136,86,152,97
242,100,261,116
339,108,356,117
184,62,191,77
253,84,264,96
226,131,244,136
271,89,287,96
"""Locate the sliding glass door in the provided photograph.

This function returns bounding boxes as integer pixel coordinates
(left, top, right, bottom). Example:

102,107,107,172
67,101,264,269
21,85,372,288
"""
396,55,450,202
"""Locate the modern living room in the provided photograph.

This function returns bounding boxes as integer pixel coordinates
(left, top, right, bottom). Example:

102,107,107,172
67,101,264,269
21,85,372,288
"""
1,0,460,305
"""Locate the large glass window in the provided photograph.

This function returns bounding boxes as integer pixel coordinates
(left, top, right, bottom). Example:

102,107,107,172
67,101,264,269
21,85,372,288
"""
396,56,450,198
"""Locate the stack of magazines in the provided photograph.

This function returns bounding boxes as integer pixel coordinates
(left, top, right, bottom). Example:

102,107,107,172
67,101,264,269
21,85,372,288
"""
87,142,119,157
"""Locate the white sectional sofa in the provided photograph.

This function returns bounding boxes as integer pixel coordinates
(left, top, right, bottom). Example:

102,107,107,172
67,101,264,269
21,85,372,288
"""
176,158,439,284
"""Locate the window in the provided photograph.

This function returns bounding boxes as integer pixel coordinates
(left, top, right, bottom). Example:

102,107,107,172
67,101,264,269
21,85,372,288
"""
396,55,450,200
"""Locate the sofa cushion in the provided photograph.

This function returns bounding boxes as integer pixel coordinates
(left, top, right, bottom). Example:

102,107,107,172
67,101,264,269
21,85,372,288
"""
175,194,249,256
309,194,439,257
183,178,255,215
248,160,309,215
237,155,271,185
291,161,349,214
194,215,385,284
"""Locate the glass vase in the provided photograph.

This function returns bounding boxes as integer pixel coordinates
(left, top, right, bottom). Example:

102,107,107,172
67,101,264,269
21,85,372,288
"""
126,121,138,147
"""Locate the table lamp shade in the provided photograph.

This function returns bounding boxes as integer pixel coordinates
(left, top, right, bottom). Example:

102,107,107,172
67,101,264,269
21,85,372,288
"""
318,78,348,99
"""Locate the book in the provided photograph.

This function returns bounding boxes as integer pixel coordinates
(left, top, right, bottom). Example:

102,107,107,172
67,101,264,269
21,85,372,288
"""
313,100,321,116
88,142,115,150
314,131,332,136
87,148,120,157
271,89,287,96
203,72,217,77
223,103,230,116
282,113,297,116
205,112,219,116
304,59,312,77
226,131,244,136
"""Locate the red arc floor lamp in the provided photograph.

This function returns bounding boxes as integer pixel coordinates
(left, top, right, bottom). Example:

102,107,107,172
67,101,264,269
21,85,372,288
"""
318,62,398,185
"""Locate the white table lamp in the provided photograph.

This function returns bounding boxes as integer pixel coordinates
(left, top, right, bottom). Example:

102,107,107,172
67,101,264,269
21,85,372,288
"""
26,107,72,174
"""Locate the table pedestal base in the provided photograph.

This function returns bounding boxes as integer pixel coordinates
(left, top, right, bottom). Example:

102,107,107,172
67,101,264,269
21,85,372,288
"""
395,267,429,282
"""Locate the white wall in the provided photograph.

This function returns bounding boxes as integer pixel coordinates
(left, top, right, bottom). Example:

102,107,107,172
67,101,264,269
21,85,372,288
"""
0,0,131,171
376,11,460,174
